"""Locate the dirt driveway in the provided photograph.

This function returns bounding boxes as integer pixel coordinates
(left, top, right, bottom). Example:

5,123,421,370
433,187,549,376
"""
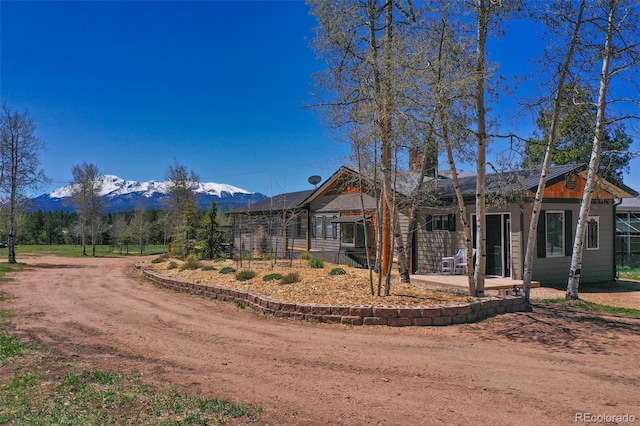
2,256,640,425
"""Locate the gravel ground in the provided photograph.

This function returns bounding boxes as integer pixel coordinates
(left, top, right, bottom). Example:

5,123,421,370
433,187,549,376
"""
2,255,639,425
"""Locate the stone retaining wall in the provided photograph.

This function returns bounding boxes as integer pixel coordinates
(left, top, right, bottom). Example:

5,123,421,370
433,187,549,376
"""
142,269,529,326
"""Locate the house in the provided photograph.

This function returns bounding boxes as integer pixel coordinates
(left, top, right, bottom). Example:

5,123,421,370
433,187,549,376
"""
300,166,405,267
415,164,634,285
230,189,314,257
229,166,408,267
229,163,633,285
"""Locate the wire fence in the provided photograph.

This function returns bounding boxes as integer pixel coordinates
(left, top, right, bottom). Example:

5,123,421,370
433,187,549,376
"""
616,235,640,269
230,248,372,269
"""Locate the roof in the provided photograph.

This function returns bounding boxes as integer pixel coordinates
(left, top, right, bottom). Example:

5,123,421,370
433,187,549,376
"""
229,189,314,214
230,163,634,215
331,215,372,223
316,193,378,212
434,163,589,198
301,165,439,205
619,196,640,212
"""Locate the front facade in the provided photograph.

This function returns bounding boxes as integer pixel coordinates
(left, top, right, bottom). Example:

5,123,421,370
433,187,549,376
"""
230,164,631,285
414,165,631,285
304,167,379,265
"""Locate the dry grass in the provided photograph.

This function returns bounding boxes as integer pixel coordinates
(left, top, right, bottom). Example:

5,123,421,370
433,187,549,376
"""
143,257,471,306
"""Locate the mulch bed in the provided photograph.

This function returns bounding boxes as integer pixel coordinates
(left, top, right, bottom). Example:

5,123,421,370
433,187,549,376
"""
142,258,472,307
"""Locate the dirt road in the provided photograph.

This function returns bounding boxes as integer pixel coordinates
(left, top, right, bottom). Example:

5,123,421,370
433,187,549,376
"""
2,256,640,425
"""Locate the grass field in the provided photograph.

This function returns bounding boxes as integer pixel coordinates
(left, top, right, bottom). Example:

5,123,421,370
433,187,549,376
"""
619,266,640,281
537,298,640,319
0,244,166,258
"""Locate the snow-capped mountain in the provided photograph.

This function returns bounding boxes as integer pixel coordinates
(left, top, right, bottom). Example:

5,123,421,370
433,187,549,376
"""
30,175,267,213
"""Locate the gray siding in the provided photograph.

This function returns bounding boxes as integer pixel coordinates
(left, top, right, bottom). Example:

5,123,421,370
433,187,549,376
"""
579,203,616,282
511,230,522,279
415,210,465,273
523,202,615,285
415,202,615,284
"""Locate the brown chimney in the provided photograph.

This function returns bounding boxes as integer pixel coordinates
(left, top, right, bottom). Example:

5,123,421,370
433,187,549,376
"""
409,143,437,177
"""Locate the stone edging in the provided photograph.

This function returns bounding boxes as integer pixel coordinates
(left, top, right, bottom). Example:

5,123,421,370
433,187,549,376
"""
142,269,529,326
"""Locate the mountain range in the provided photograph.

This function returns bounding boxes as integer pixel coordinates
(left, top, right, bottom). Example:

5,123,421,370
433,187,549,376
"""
29,175,267,213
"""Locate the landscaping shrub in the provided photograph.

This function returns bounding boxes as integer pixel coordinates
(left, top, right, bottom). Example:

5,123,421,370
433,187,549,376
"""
167,261,178,270
236,270,256,281
307,257,324,269
300,252,312,260
329,267,346,276
263,273,283,282
219,266,236,274
280,272,300,284
202,265,217,271
181,254,202,270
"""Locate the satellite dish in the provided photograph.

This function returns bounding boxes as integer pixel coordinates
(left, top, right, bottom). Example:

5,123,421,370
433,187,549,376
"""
308,175,321,188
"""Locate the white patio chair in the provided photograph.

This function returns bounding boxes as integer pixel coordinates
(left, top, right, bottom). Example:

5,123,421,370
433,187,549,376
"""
453,249,475,275
441,254,456,274
442,249,464,275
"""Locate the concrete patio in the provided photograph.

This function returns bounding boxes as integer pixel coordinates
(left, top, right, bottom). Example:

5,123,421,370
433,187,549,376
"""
410,273,540,295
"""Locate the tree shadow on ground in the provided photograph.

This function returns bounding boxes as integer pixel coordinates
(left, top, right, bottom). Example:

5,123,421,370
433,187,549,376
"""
465,303,640,355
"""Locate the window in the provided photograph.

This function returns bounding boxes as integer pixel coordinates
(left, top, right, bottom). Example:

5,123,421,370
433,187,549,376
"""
340,222,369,247
434,215,449,230
355,222,367,247
295,215,306,239
426,214,456,231
341,223,354,244
326,217,337,239
312,215,334,239
587,216,599,250
537,209,572,258
314,216,326,238
546,211,564,257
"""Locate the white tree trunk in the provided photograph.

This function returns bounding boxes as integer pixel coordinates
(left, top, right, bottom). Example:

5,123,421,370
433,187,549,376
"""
523,0,586,302
566,2,615,300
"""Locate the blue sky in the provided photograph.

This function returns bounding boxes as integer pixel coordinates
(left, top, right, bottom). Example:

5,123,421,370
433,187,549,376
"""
2,1,639,197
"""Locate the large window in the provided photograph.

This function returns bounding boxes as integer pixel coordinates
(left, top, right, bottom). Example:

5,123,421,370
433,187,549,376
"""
587,216,599,250
312,216,337,239
546,211,565,257
341,223,354,244
340,222,368,247
537,209,572,258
